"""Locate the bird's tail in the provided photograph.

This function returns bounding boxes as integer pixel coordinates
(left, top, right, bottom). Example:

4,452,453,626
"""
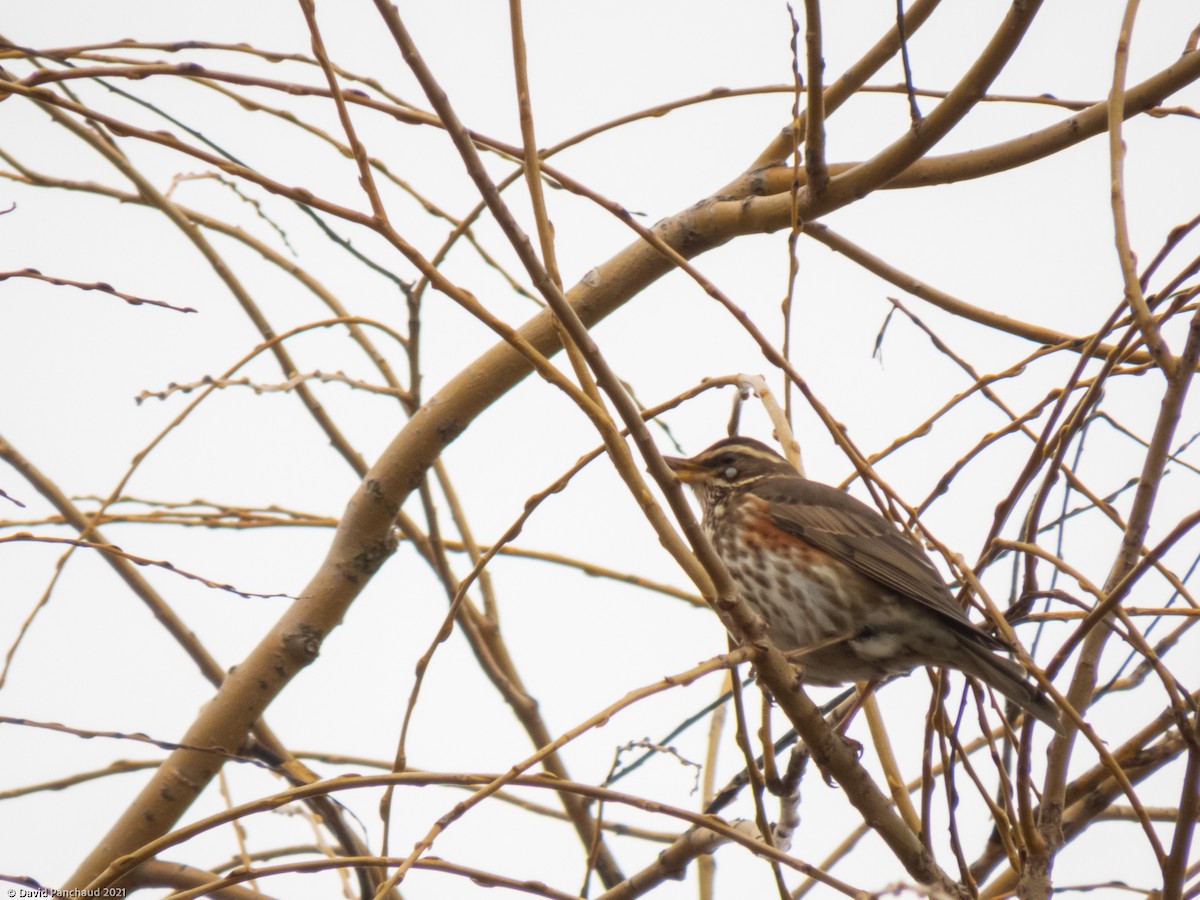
955,642,1065,736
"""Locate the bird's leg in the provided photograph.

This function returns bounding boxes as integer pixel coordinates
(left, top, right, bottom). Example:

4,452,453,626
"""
832,681,877,740
782,628,859,663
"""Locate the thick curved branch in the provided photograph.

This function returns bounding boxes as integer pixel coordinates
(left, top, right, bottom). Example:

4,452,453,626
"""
748,46,1200,197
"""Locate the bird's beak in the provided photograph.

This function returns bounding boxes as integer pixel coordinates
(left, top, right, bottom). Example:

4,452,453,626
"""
663,455,705,484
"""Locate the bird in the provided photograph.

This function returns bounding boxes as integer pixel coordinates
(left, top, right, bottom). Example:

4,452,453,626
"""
663,435,1063,734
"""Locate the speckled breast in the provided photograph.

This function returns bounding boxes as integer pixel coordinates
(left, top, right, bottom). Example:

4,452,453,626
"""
707,493,912,684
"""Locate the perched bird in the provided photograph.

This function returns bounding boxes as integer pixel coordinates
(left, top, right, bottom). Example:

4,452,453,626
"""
664,436,1063,734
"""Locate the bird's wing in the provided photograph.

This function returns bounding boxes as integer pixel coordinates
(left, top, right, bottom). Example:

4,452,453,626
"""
757,475,1003,643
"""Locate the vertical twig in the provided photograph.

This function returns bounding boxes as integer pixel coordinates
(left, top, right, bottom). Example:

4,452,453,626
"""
298,0,388,222
801,0,828,197
1161,717,1200,900
729,661,788,899
1108,0,1175,378
698,673,730,900
863,694,923,834
783,4,805,427
896,0,923,124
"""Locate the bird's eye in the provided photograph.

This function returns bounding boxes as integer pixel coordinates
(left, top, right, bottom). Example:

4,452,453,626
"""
723,466,738,480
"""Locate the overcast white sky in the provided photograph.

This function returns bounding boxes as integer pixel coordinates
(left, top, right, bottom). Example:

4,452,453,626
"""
2,2,1199,896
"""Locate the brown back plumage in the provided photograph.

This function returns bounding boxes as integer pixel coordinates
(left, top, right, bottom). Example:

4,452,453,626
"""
752,473,1006,649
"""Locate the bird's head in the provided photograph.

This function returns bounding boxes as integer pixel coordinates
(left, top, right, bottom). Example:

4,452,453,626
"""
663,437,797,509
